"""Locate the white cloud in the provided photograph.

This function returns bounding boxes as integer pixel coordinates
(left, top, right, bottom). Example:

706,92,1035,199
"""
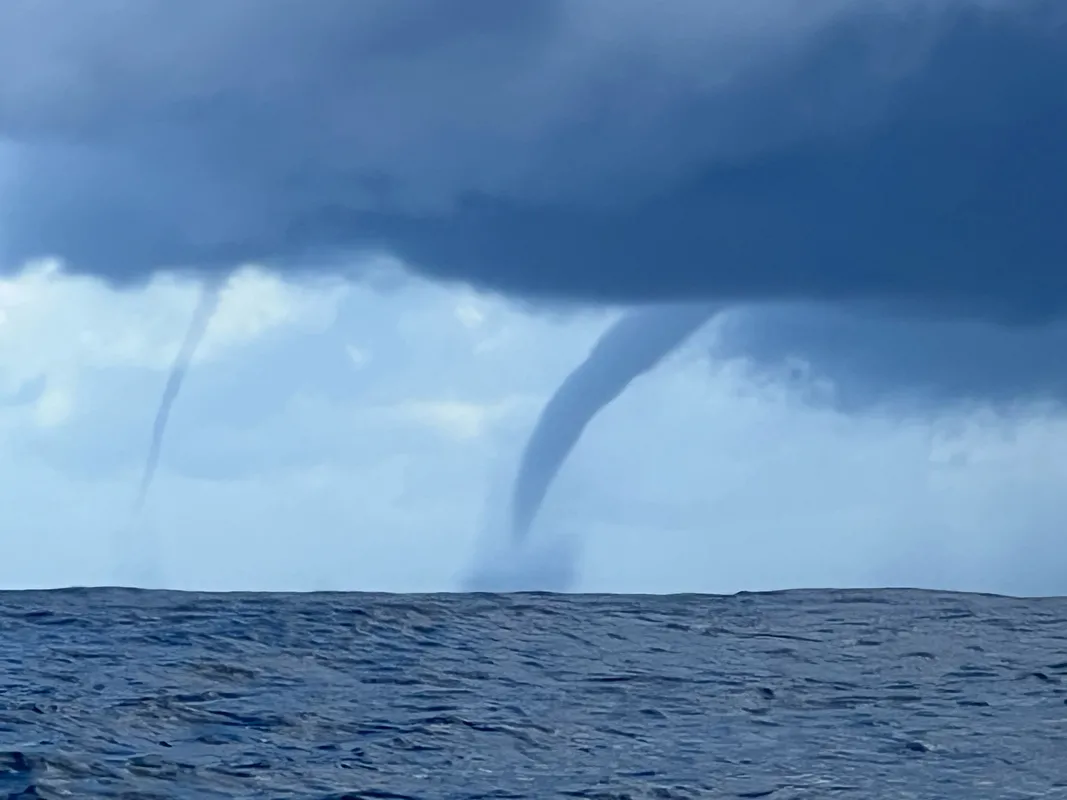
31,376,75,428
0,262,347,436
200,268,347,357
0,261,344,375
395,399,503,441
454,299,486,330
345,344,370,369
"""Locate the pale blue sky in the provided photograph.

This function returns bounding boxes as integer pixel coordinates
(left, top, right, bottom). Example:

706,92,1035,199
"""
2,259,1065,595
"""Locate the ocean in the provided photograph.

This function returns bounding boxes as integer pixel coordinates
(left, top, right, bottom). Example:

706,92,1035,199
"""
2,588,1066,799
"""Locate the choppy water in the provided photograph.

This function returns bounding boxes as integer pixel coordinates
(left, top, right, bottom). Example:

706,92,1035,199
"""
2,588,1067,799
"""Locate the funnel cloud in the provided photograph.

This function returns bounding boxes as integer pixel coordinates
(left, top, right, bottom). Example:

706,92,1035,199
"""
132,279,222,514
511,305,715,542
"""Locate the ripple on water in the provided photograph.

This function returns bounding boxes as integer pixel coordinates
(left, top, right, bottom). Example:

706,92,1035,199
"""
1,588,1066,798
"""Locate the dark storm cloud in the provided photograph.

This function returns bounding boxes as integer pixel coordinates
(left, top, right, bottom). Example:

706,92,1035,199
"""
714,304,1067,413
2,0,1066,324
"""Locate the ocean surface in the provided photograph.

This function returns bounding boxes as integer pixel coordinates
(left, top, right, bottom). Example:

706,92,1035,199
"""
2,588,1066,799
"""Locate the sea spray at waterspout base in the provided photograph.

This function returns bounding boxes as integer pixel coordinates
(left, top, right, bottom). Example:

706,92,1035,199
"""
462,452,584,592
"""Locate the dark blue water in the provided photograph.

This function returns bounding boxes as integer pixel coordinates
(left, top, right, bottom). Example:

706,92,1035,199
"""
2,588,1066,799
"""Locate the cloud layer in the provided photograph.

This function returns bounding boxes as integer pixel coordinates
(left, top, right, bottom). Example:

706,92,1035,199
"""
714,304,1067,412
2,1,1066,324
